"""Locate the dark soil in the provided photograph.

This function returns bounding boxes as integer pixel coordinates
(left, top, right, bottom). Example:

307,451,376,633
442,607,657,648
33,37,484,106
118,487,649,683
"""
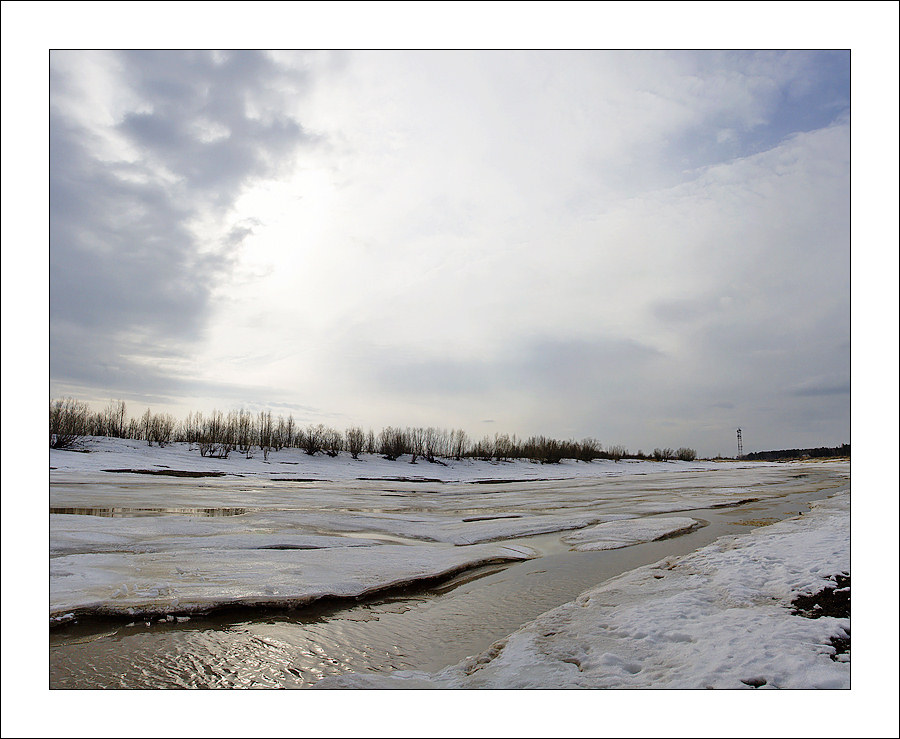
470,478,557,484
102,469,227,478
741,677,767,688
828,628,850,661
356,476,445,483
462,514,524,522
708,497,760,508
790,573,850,663
273,478,329,482
790,573,850,619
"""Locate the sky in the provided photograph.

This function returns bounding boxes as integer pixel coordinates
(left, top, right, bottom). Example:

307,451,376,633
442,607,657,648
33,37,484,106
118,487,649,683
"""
45,48,854,457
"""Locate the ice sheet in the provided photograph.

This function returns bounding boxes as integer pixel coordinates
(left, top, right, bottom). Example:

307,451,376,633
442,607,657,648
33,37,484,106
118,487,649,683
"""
561,516,700,551
319,491,850,689
50,542,536,620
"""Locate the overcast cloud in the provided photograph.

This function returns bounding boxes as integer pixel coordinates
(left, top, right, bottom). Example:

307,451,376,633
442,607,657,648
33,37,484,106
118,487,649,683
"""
49,49,850,456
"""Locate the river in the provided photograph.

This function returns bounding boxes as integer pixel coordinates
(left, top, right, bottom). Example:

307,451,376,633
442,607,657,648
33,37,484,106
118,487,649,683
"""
49,464,847,688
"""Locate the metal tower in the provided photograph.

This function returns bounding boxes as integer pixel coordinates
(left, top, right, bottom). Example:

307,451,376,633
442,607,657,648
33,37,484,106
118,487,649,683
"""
736,428,743,458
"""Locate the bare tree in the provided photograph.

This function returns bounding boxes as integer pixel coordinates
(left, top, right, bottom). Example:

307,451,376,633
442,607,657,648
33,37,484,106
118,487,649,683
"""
199,409,232,458
324,427,344,457
346,427,365,459
140,408,153,445
473,435,494,461
451,428,468,460
493,433,514,461
101,400,128,438
407,427,425,463
423,427,448,463
258,410,274,460
577,437,601,462
283,414,295,449
236,409,255,458
49,397,90,449
301,424,325,456
182,411,202,450
150,413,175,447
379,426,406,461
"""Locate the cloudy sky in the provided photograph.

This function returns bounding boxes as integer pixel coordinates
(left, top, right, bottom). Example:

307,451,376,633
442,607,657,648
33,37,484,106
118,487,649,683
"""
46,48,853,456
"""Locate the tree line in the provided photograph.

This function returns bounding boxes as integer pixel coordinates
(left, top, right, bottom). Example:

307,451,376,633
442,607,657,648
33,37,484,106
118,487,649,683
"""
49,397,696,464
743,444,850,461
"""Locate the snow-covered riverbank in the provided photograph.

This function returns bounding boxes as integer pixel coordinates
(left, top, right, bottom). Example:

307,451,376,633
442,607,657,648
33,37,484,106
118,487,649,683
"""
50,435,775,482
319,491,850,689
6,435,892,735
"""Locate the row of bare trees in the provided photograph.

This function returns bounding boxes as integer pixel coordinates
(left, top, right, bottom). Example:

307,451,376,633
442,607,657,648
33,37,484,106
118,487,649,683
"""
652,447,697,462
49,397,696,463
49,398,177,448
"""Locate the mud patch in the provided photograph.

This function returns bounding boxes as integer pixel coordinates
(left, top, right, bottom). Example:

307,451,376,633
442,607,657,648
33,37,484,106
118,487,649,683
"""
741,676,767,688
102,469,227,478
708,497,760,508
357,476,445,483
729,517,779,527
470,478,555,485
462,514,524,523
50,506,250,518
828,627,850,662
273,478,330,483
791,573,850,619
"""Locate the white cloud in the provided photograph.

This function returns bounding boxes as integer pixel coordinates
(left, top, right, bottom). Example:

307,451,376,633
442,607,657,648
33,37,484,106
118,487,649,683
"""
48,50,850,455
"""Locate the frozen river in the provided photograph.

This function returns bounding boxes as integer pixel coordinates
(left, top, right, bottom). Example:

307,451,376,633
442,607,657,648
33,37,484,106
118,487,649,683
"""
49,452,848,689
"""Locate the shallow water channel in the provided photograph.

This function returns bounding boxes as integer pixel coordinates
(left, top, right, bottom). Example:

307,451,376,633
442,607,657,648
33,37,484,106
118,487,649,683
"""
49,467,847,689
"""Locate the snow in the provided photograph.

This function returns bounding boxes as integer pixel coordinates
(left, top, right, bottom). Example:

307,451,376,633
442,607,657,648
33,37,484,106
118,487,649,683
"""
50,542,535,620
49,435,777,483
51,440,813,620
561,516,700,551
48,437,854,692
317,491,850,689
49,439,810,620
50,512,390,557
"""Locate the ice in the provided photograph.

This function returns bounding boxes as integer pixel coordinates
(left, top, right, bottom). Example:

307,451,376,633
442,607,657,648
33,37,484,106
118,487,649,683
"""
51,438,819,625
49,437,853,691
561,516,700,550
50,513,389,557
50,542,536,619
319,491,850,689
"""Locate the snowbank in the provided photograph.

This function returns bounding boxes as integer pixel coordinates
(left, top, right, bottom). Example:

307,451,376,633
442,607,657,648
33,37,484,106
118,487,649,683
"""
50,436,772,483
50,542,536,621
319,491,850,689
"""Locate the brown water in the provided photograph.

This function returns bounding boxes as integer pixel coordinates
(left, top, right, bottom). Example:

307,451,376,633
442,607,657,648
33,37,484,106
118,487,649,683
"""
49,467,847,689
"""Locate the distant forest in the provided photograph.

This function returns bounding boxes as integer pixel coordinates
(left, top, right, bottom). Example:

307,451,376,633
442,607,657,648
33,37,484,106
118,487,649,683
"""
743,444,850,461
48,397,698,464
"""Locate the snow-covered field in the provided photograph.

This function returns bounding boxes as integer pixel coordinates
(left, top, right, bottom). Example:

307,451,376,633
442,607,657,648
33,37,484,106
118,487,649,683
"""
50,434,771,482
